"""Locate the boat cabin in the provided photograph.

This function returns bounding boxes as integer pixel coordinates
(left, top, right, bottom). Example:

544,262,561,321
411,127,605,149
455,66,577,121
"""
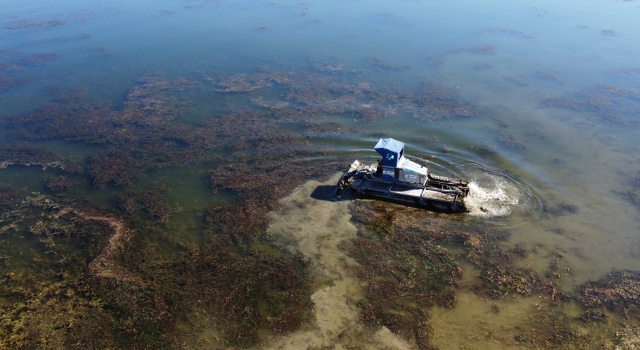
374,138,428,185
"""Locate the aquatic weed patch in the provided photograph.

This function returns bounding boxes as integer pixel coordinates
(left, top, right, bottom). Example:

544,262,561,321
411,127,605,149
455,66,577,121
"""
0,144,67,170
0,68,488,347
0,194,171,349
164,236,312,347
343,202,463,349
87,149,143,188
117,185,179,223
544,84,640,126
0,183,22,210
578,270,640,317
343,200,586,348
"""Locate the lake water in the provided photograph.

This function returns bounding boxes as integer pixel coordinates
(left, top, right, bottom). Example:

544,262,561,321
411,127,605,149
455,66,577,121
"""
1,0,640,348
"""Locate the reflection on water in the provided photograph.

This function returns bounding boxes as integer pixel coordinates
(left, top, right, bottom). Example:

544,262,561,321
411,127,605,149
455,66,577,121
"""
1,0,640,348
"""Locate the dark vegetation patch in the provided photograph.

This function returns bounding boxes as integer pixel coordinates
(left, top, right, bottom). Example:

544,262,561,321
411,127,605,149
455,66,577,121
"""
0,62,25,72
343,201,565,349
401,82,479,121
117,185,178,223
1,50,61,92
45,85,89,102
46,175,77,191
611,67,640,78
0,184,22,210
0,144,66,169
87,150,143,188
343,198,640,348
537,71,561,82
578,271,640,317
343,202,461,349
214,73,271,92
364,56,410,70
451,44,496,54
625,171,640,209
0,191,311,349
0,50,60,66
0,195,129,349
542,204,579,216
499,133,528,149
475,28,534,38
0,68,484,347
544,84,640,125
0,72,29,92
5,19,66,30
511,302,591,348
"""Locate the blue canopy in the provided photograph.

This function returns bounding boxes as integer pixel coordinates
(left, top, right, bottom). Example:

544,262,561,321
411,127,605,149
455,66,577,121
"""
374,138,405,167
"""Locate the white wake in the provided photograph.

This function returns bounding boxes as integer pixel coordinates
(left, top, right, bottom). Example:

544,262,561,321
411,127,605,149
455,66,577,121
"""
465,173,522,217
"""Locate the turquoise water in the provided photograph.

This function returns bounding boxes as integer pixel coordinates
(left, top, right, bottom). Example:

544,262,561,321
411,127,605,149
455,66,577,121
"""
2,0,640,348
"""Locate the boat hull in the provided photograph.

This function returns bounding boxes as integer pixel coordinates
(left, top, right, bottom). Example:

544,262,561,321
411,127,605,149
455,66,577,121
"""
335,160,468,213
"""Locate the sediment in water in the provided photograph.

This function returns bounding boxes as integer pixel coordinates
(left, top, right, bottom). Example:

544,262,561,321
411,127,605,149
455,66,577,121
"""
262,174,413,349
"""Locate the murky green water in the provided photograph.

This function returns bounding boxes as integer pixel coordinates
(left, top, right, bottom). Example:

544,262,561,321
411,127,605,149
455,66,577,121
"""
1,0,640,348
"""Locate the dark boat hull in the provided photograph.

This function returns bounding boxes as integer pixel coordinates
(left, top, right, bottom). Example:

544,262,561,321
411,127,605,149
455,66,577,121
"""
335,160,468,213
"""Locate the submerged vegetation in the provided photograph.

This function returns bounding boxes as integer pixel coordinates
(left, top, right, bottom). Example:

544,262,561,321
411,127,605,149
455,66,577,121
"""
0,57,638,349
343,199,640,349
0,66,483,348
544,84,640,125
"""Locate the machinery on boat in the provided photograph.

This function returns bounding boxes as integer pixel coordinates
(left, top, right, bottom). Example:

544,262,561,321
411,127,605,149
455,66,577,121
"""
335,138,469,212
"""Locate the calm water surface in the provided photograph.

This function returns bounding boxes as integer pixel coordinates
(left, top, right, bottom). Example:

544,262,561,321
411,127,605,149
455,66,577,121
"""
1,0,640,348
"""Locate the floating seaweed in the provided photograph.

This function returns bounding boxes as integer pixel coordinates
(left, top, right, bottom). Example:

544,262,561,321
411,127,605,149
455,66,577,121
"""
0,68,499,347
472,64,493,70
117,186,179,223
544,84,640,125
0,193,154,349
214,73,272,93
578,270,640,317
499,133,528,149
0,72,28,92
343,201,462,349
402,81,479,121
451,44,496,54
542,204,579,216
0,144,66,170
4,18,66,29
87,150,143,188
45,85,89,102
615,326,640,349
537,71,561,82
88,46,111,57
611,67,640,78
19,52,60,66
365,56,409,70
476,28,534,38
504,76,529,87
46,175,76,191
624,171,640,209
250,96,290,109
0,184,22,210
0,62,25,72
308,58,346,73
342,199,575,349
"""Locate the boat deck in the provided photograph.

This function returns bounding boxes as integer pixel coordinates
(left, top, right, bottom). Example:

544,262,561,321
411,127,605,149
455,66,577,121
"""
354,178,456,202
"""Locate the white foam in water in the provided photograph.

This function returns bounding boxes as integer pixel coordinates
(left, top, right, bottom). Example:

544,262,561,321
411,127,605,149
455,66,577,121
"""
465,174,521,217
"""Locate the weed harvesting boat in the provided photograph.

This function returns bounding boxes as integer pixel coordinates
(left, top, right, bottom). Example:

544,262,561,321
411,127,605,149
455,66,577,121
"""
335,138,469,212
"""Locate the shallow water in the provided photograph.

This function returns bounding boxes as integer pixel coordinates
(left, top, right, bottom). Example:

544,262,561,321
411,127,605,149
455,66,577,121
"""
1,0,640,348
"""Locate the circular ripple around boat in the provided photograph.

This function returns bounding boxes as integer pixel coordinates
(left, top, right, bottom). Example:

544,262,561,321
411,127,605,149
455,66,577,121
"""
460,164,542,222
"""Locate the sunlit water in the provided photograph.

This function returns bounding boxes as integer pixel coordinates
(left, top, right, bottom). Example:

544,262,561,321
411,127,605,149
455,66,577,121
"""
2,0,640,348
